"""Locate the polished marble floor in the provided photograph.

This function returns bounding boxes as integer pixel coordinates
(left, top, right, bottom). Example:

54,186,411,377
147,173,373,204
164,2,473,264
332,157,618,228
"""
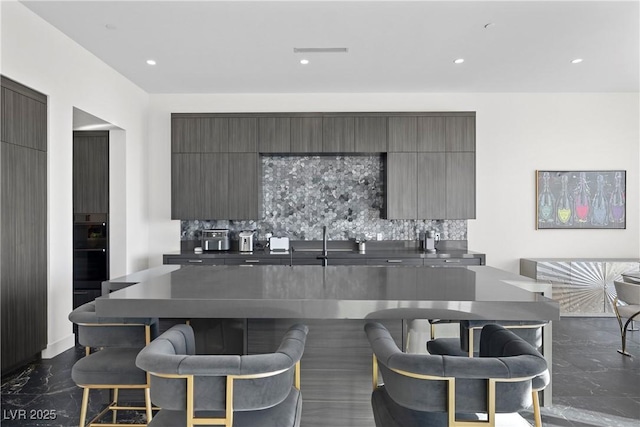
2,317,639,427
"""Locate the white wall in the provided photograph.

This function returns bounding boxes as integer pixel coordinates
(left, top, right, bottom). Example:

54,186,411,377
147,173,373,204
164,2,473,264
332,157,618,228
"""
148,93,639,272
1,2,150,357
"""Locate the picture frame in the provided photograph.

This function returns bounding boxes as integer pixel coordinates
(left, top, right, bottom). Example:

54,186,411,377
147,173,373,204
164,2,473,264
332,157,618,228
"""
536,170,626,229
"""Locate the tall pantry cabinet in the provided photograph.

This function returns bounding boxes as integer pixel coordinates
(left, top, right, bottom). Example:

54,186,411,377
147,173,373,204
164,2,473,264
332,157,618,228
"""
1,76,48,372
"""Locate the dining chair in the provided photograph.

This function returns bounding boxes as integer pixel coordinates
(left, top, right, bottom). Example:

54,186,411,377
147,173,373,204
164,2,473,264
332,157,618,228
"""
613,280,640,356
69,301,158,427
135,323,308,427
366,322,549,427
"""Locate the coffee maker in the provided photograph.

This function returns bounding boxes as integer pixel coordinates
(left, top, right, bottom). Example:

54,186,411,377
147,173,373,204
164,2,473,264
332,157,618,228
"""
239,230,254,252
422,230,439,253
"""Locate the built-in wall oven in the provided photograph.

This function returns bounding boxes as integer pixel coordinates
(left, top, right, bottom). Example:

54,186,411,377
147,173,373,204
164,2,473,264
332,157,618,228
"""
73,213,108,308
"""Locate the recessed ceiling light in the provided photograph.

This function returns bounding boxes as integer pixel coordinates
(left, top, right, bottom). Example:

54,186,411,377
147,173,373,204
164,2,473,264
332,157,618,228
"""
571,58,583,64
454,58,465,64
300,59,309,65
146,59,157,66
484,23,495,29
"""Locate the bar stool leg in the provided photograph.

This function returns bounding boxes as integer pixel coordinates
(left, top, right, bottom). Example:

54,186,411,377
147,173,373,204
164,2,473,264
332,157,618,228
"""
79,387,90,427
532,390,542,427
112,388,119,423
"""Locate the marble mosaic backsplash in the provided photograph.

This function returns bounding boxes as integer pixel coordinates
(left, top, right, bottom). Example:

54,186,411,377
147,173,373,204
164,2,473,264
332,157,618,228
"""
181,155,467,241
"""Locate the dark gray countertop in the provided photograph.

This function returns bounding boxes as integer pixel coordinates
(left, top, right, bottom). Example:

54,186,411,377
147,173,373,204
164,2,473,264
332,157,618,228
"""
97,265,558,321
164,248,486,260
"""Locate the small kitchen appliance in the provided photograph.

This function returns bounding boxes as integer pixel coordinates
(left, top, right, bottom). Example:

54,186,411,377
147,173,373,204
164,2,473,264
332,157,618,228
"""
422,230,439,254
269,237,290,252
239,230,254,252
202,229,230,251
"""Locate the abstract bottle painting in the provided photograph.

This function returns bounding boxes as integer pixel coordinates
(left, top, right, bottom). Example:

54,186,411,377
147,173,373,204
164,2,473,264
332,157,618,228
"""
536,170,626,229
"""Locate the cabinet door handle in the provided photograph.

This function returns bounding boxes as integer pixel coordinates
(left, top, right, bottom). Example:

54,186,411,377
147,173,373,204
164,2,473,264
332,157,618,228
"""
188,259,203,263
386,259,403,263
245,259,260,263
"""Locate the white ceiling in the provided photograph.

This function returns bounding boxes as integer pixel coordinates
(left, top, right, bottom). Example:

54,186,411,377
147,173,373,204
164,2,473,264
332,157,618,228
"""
21,1,640,94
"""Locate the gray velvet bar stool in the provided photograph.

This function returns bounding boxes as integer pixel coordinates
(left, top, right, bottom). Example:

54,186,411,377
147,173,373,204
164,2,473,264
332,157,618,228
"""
366,322,550,427
427,319,548,358
69,301,159,427
135,323,308,427
426,319,549,427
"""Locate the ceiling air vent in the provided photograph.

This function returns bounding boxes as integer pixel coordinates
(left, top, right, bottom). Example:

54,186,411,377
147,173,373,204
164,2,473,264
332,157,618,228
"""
293,48,349,53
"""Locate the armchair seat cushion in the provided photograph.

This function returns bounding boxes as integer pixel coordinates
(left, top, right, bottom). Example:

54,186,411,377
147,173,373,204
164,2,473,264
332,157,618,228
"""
72,347,147,386
372,387,479,427
147,387,302,427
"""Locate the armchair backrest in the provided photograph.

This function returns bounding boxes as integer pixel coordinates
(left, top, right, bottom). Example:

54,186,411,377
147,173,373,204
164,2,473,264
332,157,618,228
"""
69,301,158,348
365,322,548,416
136,323,308,413
614,280,640,305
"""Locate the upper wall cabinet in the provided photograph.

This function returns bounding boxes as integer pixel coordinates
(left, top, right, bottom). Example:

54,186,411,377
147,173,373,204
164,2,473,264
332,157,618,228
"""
385,113,476,220
417,117,446,152
172,117,229,152
291,117,323,152
170,112,476,220
388,117,417,152
322,116,355,152
259,117,290,153
355,116,387,152
445,116,475,152
1,79,47,151
229,118,258,152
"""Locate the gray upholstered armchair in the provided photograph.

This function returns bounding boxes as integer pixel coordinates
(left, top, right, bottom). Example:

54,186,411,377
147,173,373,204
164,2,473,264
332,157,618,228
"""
613,280,640,356
69,301,159,427
365,322,549,427
428,319,548,358
135,323,308,427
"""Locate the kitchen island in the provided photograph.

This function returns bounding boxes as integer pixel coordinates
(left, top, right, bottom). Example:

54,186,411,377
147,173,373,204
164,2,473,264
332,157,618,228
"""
99,265,557,426
98,265,555,320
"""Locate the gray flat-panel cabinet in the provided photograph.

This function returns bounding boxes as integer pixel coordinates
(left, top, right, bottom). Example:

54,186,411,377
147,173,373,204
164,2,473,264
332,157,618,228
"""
201,153,229,219
229,118,258,152
171,154,203,219
1,76,47,372
171,153,260,220
259,117,290,153
417,153,447,219
291,117,323,152
446,152,475,219
1,85,47,151
170,112,475,220
355,117,387,152
172,117,229,153
446,116,475,152
201,118,229,152
386,153,417,219
228,153,259,219
323,117,355,152
73,131,109,214
171,117,200,153
388,116,417,152
417,117,446,152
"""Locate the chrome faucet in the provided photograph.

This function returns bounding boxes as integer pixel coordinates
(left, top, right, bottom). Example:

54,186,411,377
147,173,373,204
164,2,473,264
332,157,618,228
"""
322,226,328,257
317,225,329,266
